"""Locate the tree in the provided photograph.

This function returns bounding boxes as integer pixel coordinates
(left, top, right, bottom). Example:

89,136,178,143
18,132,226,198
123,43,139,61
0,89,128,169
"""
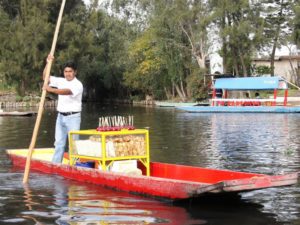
0,8,11,89
109,0,209,101
83,9,135,99
172,0,211,70
0,0,134,101
209,0,264,76
293,2,300,48
261,0,296,76
292,2,300,85
123,29,165,97
156,0,212,99
0,0,51,95
0,0,90,96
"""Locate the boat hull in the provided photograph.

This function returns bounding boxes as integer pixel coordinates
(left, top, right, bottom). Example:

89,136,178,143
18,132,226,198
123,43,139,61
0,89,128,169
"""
176,106,300,113
6,149,299,201
0,111,36,116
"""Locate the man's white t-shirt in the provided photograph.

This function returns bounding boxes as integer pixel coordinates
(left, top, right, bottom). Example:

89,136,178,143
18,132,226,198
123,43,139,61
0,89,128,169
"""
49,76,83,113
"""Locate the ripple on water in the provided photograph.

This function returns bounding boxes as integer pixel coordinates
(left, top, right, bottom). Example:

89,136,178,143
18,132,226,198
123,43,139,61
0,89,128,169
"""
1,107,300,224
0,170,200,225
1,218,27,223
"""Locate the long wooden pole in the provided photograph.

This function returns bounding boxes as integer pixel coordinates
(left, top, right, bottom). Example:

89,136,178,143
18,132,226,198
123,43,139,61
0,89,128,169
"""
280,76,300,90
285,79,300,90
23,0,66,184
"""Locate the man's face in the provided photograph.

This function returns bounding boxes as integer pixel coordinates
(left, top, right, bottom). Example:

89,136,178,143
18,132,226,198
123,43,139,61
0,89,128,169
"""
64,67,76,81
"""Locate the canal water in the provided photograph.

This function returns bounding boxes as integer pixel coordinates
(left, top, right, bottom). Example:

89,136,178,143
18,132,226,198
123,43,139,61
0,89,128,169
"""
0,103,300,224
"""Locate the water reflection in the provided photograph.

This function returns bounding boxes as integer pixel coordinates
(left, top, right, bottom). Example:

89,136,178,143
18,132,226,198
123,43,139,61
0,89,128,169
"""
0,171,200,224
172,112,300,223
207,113,300,174
64,186,167,224
242,187,300,223
0,169,291,225
169,112,300,173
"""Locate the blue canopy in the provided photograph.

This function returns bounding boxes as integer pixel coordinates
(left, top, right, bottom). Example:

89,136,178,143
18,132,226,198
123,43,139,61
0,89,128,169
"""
214,77,287,90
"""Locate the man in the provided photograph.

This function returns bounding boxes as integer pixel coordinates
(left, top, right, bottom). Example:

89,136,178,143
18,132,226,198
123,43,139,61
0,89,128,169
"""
43,55,83,163
255,92,261,99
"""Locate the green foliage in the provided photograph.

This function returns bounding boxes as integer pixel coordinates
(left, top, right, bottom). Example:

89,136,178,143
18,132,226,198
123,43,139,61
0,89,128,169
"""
0,1,52,96
262,0,294,46
186,69,209,101
0,1,135,100
22,96,31,102
124,30,165,94
15,95,23,102
260,0,296,76
210,0,264,76
255,65,271,75
293,4,300,47
119,0,208,101
5,3,50,95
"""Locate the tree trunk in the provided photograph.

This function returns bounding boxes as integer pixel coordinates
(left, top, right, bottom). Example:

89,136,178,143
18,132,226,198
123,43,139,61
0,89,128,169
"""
164,87,172,100
221,13,228,73
174,84,186,102
222,40,228,73
180,77,186,99
232,50,239,76
20,0,28,26
287,45,297,83
180,24,207,70
270,37,278,77
239,50,248,77
195,55,206,69
172,82,175,98
18,80,26,96
270,4,282,77
297,68,300,86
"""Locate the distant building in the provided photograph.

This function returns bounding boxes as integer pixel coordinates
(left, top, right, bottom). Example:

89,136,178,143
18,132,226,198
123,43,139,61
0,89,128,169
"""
209,53,223,74
252,56,300,83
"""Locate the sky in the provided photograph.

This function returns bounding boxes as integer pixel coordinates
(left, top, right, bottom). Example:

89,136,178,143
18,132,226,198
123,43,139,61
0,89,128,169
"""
83,0,90,5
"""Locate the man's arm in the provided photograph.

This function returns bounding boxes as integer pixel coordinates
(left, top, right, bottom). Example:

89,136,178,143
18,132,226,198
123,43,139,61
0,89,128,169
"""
42,54,72,95
43,85,72,95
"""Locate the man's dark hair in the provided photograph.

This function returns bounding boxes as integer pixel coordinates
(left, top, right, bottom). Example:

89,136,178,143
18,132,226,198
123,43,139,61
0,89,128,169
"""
63,61,77,70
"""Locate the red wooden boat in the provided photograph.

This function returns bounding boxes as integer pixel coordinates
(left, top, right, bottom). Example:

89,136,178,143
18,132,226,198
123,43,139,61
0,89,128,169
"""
6,148,298,201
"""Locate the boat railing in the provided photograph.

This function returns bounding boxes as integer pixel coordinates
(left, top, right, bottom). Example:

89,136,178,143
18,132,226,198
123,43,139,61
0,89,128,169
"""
211,98,284,106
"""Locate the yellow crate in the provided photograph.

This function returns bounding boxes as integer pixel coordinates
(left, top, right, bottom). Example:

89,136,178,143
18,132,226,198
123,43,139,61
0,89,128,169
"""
68,129,150,176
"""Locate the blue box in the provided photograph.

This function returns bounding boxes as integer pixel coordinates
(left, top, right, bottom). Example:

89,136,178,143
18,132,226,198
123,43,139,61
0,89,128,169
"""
75,161,95,168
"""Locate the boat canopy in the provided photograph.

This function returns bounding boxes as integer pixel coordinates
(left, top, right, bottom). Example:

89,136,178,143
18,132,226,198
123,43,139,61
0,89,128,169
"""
214,76,287,90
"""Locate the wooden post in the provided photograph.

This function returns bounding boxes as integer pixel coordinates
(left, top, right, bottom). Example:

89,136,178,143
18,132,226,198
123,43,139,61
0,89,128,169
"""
224,90,228,99
224,90,228,106
273,89,277,106
284,89,288,106
212,89,216,106
23,0,66,184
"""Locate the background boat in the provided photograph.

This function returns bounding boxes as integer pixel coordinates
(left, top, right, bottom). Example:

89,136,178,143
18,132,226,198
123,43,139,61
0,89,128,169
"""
0,111,37,116
155,101,199,107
